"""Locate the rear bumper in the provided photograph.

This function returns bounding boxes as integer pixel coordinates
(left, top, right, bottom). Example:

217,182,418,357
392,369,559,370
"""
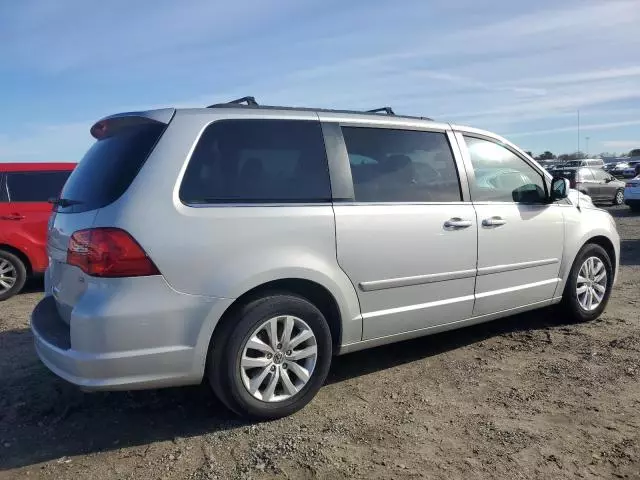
31,277,233,391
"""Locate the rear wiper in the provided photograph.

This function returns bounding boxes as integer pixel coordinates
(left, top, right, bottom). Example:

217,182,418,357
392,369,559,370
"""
48,197,84,207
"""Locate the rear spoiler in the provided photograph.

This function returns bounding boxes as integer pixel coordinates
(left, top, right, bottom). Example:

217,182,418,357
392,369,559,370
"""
90,108,175,139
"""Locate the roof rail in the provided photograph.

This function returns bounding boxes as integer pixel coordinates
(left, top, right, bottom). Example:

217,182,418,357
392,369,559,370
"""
366,107,395,115
208,96,258,108
204,98,433,122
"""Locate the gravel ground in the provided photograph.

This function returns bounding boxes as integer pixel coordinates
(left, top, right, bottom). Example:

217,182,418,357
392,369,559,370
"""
1,206,639,480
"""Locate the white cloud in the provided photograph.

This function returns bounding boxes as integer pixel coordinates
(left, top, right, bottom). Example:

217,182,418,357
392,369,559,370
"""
0,122,91,162
601,140,640,150
2,0,640,159
506,119,640,138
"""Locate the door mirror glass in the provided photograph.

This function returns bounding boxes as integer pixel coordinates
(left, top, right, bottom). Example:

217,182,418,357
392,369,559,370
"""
512,183,546,203
551,177,569,200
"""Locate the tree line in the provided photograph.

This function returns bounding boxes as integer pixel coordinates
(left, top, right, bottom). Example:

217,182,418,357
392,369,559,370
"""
524,148,640,161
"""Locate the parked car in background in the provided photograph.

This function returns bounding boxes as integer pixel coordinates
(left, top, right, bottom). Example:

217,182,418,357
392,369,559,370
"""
611,162,630,176
0,163,76,300
31,99,619,419
622,160,640,178
553,166,626,205
540,160,564,173
603,162,617,173
563,158,605,169
624,176,640,212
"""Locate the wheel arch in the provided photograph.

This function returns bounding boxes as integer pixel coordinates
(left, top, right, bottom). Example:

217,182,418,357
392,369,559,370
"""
0,243,32,275
585,235,617,277
218,278,344,350
554,217,620,299
193,269,362,381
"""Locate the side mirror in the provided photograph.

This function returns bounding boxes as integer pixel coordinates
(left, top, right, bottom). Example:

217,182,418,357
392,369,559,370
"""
604,177,613,183
551,177,569,200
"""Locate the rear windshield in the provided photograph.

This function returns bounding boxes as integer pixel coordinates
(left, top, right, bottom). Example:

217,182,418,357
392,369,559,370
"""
563,161,583,167
56,122,166,213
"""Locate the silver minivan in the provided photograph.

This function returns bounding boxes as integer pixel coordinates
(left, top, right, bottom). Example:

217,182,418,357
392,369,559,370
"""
32,98,620,419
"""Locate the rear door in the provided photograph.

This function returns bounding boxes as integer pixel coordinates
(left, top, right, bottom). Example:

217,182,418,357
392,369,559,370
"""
591,168,614,201
325,119,477,340
4,170,72,272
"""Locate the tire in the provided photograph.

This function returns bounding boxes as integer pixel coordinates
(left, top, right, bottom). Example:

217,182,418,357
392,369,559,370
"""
208,293,332,420
0,250,27,302
561,244,613,323
613,189,624,205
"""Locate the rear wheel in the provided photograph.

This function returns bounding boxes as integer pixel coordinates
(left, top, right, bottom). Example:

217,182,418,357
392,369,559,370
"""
613,189,624,205
561,244,613,322
208,293,332,419
0,250,27,301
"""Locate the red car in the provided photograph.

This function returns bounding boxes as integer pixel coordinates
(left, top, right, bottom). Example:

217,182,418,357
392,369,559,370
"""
0,162,76,300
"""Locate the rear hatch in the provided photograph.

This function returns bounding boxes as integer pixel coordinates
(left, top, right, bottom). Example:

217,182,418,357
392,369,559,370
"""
48,109,174,324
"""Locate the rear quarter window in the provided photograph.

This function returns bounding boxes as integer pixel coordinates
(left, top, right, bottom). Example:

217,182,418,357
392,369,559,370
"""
179,119,331,204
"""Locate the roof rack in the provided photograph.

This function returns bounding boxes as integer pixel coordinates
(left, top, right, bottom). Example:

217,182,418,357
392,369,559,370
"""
207,96,258,108
366,107,395,115
206,96,433,121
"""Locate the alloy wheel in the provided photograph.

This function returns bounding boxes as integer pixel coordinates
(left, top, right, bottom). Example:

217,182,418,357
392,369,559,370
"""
576,256,607,311
0,259,17,294
240,315,318,402
615,190,624,205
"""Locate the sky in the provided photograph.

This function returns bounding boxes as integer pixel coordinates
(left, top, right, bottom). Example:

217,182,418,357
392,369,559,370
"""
1,0,640,163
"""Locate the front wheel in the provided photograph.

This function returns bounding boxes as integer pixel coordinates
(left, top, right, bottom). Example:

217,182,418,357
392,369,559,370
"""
0,250,27,301
561,244,613,322
208,294,332,419
613,189,624,205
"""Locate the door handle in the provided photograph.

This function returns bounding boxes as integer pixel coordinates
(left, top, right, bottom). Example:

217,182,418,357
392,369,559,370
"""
482,216,507,227
0,214,25,221
444,218,473,229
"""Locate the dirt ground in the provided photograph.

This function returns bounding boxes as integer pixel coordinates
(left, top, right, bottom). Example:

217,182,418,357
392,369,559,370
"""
1,206,639,480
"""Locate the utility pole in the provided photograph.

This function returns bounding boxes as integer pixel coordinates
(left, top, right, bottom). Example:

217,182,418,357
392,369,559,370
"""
577,110,581,155
585,136,590,157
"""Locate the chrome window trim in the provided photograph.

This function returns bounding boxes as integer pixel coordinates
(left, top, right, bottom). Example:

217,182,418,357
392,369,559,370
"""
182,202,334,208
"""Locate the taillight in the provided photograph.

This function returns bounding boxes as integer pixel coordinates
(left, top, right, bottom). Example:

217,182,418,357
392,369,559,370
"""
67,228,159,277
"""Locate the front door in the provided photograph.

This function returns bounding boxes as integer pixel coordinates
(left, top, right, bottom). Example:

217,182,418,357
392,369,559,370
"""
331,124,478,340
458,134,564,317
